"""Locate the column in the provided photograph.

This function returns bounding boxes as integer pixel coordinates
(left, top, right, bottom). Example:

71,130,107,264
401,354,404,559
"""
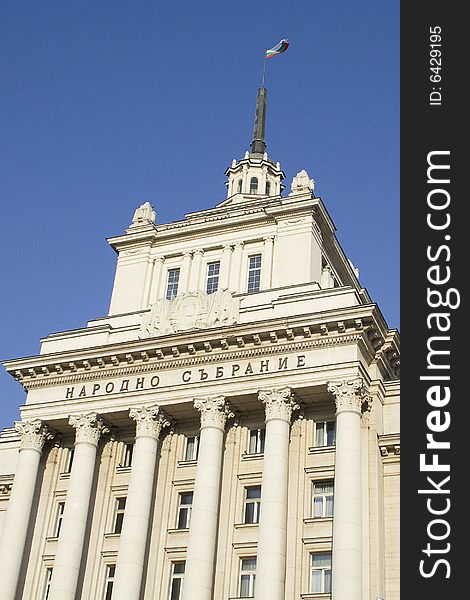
49,413,109,600
179,251,193,294
327,378,369,600
0,420,54,600
255,388,299,600
182,396,233,600
147,256,165,303
112,405,171,600
229,242,244,292
260,236,274,290
189,249,204,291
219,245,232,290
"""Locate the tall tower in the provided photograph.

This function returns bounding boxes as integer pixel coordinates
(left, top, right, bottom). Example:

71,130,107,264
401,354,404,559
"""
224,86,285,200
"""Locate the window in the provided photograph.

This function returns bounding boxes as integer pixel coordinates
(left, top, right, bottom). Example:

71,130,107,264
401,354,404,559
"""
239,557,256,597
265,181,271,195
43,567,53,600
249,177,258,194
103,564,116,600
237,178,243,193
244,486,261,524
177,492,193,529
312,481,334,518
64,447,74,473
184,435,199,461
314,421,336,447
54,501,65,537
206,261,220,295
309,552,332,594
247,255,262,294
169,561,185,600
122,443,134,467
248,428,265,454
113,497,126,534
166,268,180,300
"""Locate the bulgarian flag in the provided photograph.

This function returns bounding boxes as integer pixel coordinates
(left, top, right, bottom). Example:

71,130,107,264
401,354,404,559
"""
265,38,289,59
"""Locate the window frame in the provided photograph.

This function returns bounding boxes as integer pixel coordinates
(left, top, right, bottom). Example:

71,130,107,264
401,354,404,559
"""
184,435,199,461
239,556,257,598
53,500,66,538
313,420,336,448
247,428,265,454
247,254,262,294
166,268,181,300
311,480,334,518
113,497,126,534
63,447,74,474
309,551,332,594
168,560,185,600
42,566,53,600
249,177,258,194
122,442,134,468
206,261,220,295
244,486,261,525
103,563,116,600
177,491,193,530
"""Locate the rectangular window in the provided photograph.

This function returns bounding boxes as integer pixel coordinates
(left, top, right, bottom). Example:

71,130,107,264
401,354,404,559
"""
113,497,126,534
239,556,256,598
206,261,220,295
247,255,262,294
244,486,261,524
169,561,185,600
177,492,193,529
312,481,334,518
248,428,265,454
103,564,116,600
54,501,65,537
314,421,336,447
166,268,180,300
43,567,53,600
184,435,199,461
122,443,134,467
309,552,332,594
64,447,74,473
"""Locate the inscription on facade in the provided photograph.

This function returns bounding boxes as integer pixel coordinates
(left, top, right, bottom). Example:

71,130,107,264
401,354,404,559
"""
64,354,307,400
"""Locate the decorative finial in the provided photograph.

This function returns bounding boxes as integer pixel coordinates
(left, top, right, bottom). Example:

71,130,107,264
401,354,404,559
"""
130,202,156,227
289,169,315,195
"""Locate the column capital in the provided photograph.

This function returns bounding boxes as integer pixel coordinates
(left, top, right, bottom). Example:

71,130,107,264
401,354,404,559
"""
69,412,110,446
234,241,245,249
263,235,275,243
182,251,193,258
193,248,204,256
15,419,55,452
258,387,299,422
194,396,234,430
129,405,172,439
155,255,165,263
327,378,371,415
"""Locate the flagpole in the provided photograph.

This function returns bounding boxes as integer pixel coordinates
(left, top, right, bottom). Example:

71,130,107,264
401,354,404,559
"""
261,56,267,87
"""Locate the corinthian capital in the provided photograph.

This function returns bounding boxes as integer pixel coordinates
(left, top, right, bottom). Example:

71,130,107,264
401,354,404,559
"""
258,387,299,422
15,419,55,452
327,378,371,415
69,412,110,446
194,396,234,430
129,405,172,439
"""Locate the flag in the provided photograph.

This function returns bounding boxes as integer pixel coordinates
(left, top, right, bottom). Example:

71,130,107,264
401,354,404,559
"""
265,39,289,59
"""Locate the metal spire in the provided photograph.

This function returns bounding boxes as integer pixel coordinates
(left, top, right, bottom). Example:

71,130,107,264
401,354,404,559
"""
250,86,267,155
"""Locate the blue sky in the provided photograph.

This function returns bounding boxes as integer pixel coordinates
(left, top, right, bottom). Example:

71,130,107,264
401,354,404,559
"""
0,1,399,429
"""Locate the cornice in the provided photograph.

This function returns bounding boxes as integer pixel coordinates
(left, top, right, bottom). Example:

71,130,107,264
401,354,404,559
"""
4,304,400,388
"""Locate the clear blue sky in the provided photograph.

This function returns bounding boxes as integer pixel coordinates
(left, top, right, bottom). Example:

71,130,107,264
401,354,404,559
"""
0,1,399,429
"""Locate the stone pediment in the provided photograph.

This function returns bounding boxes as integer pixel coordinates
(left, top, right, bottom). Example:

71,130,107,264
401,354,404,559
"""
140,289,240,338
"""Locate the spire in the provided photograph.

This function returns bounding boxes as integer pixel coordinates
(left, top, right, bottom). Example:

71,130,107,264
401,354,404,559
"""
250,86,267,155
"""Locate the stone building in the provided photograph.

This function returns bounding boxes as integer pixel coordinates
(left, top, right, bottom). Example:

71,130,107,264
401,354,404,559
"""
0,87,400,600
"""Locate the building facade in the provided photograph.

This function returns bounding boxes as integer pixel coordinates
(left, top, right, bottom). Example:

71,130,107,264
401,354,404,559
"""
0,87,400,600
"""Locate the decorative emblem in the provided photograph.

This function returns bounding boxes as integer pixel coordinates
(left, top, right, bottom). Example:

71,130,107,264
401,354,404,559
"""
140,289,240,338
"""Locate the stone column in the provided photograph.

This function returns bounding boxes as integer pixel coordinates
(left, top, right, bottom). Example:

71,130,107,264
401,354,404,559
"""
179,251,193,294
229,242,244,292
260,236,274,290
0,420,54,600
255,388,299,600
49,413,109,600
148,255,165,302
112,405,171,600
219,245,232,290
182,396,233,600
189,249,204,291
327,378,370,600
